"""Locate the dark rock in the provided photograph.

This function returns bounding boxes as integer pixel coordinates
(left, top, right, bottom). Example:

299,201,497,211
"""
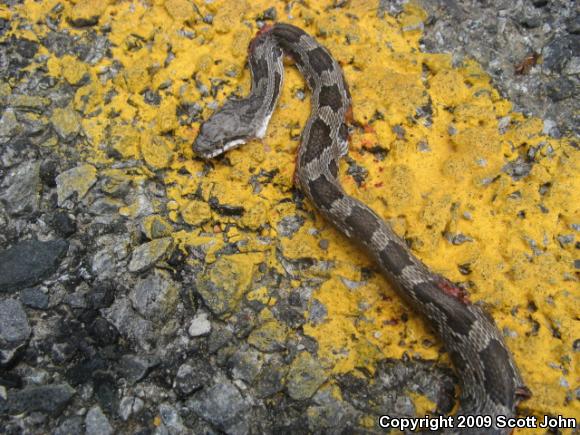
14,38,38,58
19,287,49,309
54,416,84,435
87,317,119,346
546,77,576,102
530,0,548,6
187,380,251,431
174,359,214,396
567,14,580,34
117,354,160,385
0,383,75,416
93,372,118,415
543,35,576,74
66,357,107,386
0,372,22,389
0,239,68,293
86,281,116,309
0,161,41,216
208,325,234,353
261,7,277,21
39,160,58,187
51,212,77,237
255,359,287,398
0,298,31,365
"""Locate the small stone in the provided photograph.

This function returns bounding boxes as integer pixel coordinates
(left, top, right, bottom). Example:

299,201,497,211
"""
542,119,560,138
54,416,84,435
0,299,31,365
5,94,50,111
228,347,263,383
545,78,576,102
101,298,155,351
0,161,41,216
159,403,186,433
50,212,77,237
117,354,160,385
247,320,288,352
174,360,214,396
181,200,212,226
188,312,212,337
255,359,287,398
0,239,68,293
0,383,75,416
51,106,81,141
128,237,173,273
118,396,144,421
68,0,107,27
20,287,49,310
0,108,19,140
187,381,250,431
164,0,195,22
196,254,256,317
142,215,173,239
286,352,327,400
130,269,180,322
56,164,97,206
85,405,113,435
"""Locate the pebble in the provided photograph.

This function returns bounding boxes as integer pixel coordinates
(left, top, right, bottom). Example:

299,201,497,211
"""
50,212,77,237
286,352,327,400
188,311,212,337
247,320,288,352
101,298,155,351
0,108,19,140
117,354,160,385
0,383,75,416
174,360,214,396
85,405,114,435
53,416,84,435
128,237,173,273
130,269,180,322
187,380,250,432
0,298,31,365
195,254,255,317
55,164,97,206
51,106,81,141
0,161,40,216
118,396,144,421
0,239,68,293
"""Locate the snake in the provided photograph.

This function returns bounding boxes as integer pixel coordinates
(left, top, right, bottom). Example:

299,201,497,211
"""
193,23,531,433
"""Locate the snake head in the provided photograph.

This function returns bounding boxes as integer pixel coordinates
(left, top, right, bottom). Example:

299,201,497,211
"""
193,99,255,159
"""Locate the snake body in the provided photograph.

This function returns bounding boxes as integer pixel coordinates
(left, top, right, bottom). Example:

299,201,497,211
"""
193,23,530,433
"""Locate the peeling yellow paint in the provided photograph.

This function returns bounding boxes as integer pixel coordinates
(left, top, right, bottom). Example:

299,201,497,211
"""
6,0,578,426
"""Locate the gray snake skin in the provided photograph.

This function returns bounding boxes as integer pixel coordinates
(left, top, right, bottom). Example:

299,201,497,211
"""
193,23,531,433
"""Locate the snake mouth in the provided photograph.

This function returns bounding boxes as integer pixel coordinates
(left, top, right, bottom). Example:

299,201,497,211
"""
193,136,249,160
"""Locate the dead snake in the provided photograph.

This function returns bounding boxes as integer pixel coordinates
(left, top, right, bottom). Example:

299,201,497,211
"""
193,23,531,433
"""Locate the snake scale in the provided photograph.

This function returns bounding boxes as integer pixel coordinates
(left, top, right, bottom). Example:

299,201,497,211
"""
193,23,531,433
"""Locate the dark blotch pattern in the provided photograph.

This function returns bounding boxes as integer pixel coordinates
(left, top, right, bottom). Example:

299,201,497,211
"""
250,53,268,84
480,339,516,408
344,205,380,243
378,242,414,276
412,281,476,336
272,23,305,44
328,158,338,178
318,84,343,111
307,47,334,73
300,118,333,167
339,123,349,143
268,71,282,112
308,175,343,210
